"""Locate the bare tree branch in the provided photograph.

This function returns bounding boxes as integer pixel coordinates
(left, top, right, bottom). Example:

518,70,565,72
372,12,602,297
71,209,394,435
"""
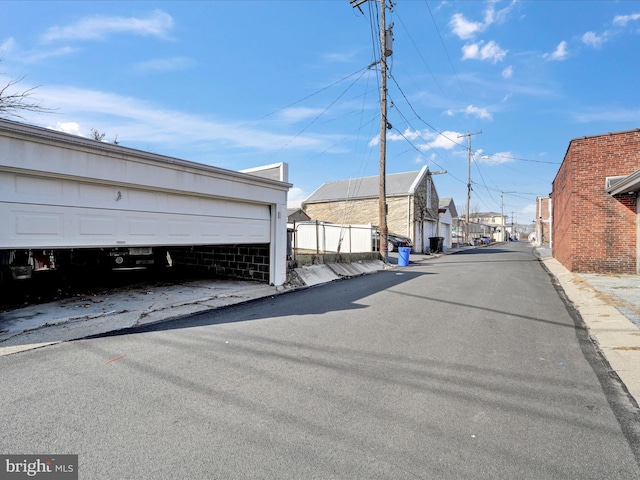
0,74,55,119
89,128,106,141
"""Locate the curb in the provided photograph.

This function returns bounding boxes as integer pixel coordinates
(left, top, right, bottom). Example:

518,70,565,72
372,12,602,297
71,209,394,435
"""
541,256,640,407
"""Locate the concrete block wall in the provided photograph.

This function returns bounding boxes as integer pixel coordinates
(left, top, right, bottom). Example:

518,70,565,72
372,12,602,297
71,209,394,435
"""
552,129,640,273
169,244,270,282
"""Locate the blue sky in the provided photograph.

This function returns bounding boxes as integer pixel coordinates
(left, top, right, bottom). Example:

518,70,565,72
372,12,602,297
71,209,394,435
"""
2,1,639,225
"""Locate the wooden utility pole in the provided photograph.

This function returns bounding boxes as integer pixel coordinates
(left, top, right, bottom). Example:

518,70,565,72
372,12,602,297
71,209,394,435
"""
351,0,392,262
379,0,389,262
501,191,515,242
501,192,505,242
458,131,482,245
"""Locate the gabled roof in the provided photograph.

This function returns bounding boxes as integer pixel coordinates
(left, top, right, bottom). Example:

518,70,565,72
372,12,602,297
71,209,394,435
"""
287,208,310,222
303,167,429,204
438,198,458,218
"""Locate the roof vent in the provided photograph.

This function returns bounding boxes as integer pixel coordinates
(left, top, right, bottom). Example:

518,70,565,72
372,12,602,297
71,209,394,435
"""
606,176,626,190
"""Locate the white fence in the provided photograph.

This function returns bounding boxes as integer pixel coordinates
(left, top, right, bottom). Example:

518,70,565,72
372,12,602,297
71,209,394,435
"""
289,222,374,254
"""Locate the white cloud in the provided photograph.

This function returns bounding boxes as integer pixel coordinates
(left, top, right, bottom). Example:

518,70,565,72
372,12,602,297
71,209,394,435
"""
31,84,327,152
287,187,307,208
521,203,537,219
491,1,518,25
449,2,516,40
613,13,640,27
388,128,421,142
544,41,568,61
1,36,77,63
41,10,174,42
446,105,492,120
582,31,605,48
24,46,78,63
370,128,462,151
134,57,195,73
277,107,326,123
450,13,486,40
47,121,84,136
502,65,514,78
477,151,515,165
420,131,463,151
461,41,507,63
464,105,492,120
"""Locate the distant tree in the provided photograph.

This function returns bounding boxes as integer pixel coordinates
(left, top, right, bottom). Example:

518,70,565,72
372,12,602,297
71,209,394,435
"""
90,128,106,142
90,128,120,144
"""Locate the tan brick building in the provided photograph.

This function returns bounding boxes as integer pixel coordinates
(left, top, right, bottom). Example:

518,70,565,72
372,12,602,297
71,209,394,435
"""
552,129,640,274
301,167,440,253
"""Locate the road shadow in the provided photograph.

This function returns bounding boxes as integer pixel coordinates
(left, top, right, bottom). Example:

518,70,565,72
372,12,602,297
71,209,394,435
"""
88,270,433,339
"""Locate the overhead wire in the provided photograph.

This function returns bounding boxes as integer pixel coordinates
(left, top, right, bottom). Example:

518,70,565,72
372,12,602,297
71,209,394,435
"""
387,99,466,185
241,65,372,129
421,0,469,103
393,8,448,101
338,0,384,249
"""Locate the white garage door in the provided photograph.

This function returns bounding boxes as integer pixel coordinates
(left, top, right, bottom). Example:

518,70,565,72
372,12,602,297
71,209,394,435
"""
0,173,271,248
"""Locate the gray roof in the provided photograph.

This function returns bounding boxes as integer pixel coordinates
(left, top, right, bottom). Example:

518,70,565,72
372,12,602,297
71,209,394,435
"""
439,198,458,218
303,169,427,204
471,212,503,217
439,197,453,208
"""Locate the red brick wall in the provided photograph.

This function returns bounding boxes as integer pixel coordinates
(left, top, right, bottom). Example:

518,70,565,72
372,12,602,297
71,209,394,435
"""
552,129,640,273
535,197,551,245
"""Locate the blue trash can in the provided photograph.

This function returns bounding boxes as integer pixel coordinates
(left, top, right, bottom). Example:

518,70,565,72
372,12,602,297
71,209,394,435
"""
398,247,411,266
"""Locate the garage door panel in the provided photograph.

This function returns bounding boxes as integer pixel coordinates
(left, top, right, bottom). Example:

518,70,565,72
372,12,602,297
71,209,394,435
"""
1,173,271,221
1,173,272,248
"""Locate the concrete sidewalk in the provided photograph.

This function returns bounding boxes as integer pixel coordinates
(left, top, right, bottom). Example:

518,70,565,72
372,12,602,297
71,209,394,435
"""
1,244,639,409
538,247,640,406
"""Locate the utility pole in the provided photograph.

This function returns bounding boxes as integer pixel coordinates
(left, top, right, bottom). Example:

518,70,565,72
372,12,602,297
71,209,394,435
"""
501,191,515,242
501,192,505,242
351,0,393,262
458,131,482,245
379,0,389,263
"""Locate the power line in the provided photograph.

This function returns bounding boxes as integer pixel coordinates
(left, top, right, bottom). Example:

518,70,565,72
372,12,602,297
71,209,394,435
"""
393,9,448,100
483,152,561,165
421,0,468,103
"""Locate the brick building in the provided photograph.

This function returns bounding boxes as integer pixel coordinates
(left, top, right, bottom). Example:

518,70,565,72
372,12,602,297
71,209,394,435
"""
552,129,640,274
301,167,440,253
535,196,551,246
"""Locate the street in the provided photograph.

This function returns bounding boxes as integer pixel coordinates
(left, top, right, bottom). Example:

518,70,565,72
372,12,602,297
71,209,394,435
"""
1,241,639,479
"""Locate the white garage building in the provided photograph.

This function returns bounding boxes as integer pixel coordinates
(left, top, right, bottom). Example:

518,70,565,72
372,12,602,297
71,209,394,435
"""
0,119,291,286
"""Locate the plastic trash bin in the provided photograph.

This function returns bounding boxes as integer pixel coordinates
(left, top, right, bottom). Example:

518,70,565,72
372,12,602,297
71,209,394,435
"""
429,237,444,253
398,247,411,266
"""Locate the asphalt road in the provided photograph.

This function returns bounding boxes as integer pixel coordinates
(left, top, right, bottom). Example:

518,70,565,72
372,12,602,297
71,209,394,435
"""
2,242,639,479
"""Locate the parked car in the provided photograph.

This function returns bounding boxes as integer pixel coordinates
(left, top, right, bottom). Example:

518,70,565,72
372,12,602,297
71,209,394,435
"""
372,230,413,252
